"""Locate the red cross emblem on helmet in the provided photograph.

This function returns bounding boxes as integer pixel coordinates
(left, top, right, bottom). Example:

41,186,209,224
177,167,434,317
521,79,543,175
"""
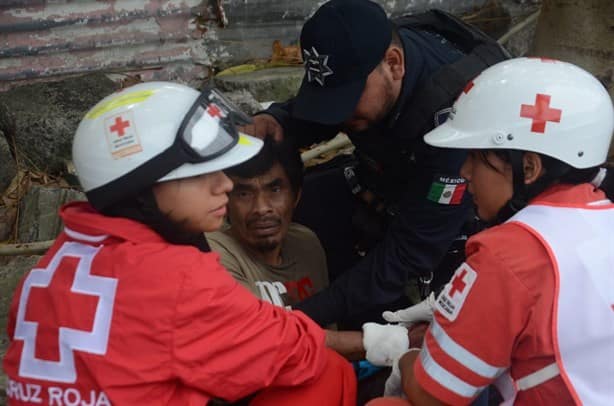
520,93,563,134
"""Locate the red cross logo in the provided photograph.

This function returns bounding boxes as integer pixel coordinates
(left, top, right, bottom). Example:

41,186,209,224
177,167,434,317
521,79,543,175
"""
284,277,314,301
207,103,223,119
449,269,468,297
25,256,98,362
463,80,475,94
520,93,562,133
109,116,131,136
14,243,117,383
528,57,558,63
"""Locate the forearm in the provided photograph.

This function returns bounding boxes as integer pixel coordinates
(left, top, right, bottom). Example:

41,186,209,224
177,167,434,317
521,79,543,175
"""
294,284,346,325
325,330,365,360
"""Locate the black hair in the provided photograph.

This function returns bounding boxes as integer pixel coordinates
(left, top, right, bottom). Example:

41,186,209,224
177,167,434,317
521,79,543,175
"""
224,136,304,196
390,24,402,47
100,188,211,252
377,24,402,70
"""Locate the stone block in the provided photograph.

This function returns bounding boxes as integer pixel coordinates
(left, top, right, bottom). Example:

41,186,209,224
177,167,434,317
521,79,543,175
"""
0,206,17,242
0,73,117,176
223,89,266,116
18,186,86,243
0,131,16,194
214,67,304,103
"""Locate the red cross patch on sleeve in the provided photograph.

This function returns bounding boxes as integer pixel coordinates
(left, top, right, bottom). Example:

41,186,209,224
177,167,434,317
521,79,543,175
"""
435,263,477,322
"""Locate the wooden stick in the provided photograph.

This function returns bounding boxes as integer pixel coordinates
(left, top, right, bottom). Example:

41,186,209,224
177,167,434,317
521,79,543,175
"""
0,240,53,256
301,133,352,162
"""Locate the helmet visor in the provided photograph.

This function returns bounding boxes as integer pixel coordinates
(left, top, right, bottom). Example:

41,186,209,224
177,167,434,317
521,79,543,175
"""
178,86,252,161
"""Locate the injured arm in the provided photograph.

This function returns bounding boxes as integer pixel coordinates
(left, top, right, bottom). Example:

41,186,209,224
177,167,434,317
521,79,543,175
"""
325,330,365,360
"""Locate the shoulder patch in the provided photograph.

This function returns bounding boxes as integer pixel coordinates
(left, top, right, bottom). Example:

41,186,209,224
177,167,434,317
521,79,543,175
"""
427,174,467,205
435,263,477,321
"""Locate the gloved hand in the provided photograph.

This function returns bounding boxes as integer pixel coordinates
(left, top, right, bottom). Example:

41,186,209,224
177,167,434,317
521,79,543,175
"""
383,356,406,398
383,349,421,398
362,323,409,367
382,291,436,326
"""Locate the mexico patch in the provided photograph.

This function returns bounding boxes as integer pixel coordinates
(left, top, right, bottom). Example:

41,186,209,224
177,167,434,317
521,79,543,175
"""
435,263,477,322
427,175,467,205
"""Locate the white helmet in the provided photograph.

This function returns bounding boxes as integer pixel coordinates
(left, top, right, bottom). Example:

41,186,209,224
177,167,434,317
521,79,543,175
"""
425,57,614,169
73,82,263,210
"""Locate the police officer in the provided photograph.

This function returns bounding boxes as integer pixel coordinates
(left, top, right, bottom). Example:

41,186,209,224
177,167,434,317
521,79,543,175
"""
244,0,509,326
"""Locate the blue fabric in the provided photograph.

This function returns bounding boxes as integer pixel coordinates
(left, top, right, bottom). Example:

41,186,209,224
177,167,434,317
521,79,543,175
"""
352,360,383,380
472,387,490,406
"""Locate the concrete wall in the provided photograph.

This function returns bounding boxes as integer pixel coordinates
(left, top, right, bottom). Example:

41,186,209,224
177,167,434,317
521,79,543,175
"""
0,0,490,90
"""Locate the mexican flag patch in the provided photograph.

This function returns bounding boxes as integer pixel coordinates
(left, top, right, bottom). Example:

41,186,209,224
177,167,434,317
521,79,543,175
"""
427,175,467,205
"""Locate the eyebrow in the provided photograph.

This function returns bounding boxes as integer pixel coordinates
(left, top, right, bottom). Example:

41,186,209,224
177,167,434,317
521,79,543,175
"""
232,177,285,191
265,178,284,188
232,182,256,192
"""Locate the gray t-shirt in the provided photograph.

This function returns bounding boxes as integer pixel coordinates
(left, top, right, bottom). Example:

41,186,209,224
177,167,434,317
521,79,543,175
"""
207,223,329,308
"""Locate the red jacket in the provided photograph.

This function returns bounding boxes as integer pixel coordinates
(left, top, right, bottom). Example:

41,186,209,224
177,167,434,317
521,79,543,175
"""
3,202,327,405
414,184,603,405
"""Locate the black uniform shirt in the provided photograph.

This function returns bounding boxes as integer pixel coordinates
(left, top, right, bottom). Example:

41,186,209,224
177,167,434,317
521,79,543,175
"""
266,27,472,326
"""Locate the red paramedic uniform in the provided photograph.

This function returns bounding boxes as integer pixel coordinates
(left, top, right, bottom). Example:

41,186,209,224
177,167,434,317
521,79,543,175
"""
414,184,603,405
3,202,356,405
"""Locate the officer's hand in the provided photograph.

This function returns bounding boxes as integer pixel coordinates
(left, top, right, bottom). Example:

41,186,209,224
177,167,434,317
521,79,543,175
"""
382,292,436,327
239,114,284,141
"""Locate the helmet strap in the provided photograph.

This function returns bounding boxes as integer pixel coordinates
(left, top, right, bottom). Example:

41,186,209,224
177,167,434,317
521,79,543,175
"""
496,151,573,224
591,167,614,204
495,150,528,224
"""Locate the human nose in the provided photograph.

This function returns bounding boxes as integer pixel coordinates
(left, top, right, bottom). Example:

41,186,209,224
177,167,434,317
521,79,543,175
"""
251,190,272,215
212,171,233,195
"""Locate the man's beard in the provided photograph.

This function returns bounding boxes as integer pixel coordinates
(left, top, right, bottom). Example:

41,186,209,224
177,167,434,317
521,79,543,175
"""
252,237,280,253
247,215,282,253
342,80,396,133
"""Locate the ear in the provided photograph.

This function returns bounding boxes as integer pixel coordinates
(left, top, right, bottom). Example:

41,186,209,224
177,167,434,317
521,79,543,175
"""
522,152,544,185
293,188,302,208
384,46,404,81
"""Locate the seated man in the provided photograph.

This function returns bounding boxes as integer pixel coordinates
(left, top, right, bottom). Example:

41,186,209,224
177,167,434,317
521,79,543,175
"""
208,137,328,308
209,137,393,368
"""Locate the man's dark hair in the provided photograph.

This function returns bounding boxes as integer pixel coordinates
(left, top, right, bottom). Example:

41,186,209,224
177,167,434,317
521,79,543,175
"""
225,136,304,196
390,24,402,47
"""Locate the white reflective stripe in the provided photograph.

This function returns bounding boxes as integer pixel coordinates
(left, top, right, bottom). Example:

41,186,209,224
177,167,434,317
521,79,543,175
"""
64,227,109,243
431,318,505,379
420,342,486,398
587,199,611,206
516,362,560,391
